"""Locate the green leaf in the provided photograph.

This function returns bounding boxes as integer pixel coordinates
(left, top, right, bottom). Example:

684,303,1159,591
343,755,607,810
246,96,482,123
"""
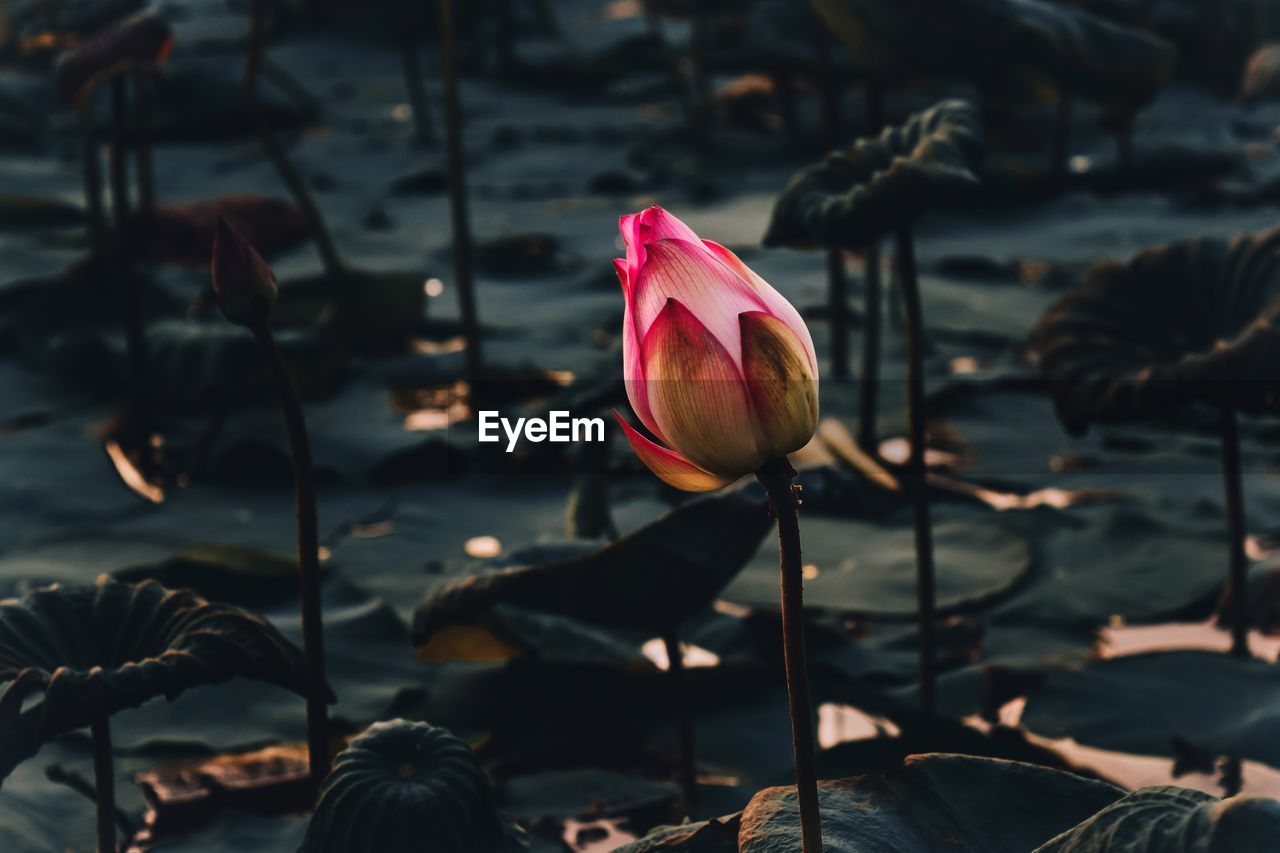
411,491,771,647
1030,228,1280,435
1022,651,1280,769
1034,786,1280,852
0,576,314,782
763,99,985,249
809,0,1174,108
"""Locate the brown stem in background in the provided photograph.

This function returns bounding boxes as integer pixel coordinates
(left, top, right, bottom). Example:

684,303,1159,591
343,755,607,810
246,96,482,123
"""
662,630,698,815
755,457,822,853
110,75,145,387
813,17,849,381
1220,404,1251,658
246,0,344,282
91,716,116,853
858,83,885,452
394,0,435,145
894,226,937,716
438,0,484,399
79,109,107,258
132,68,155,233
250,316,330,795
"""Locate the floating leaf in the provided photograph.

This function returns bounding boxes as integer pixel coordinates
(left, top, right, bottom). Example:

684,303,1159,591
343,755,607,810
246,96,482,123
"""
614,815,740,852
621,753,1122,851
726,515,1029,618
810,0,1174,109
0,576,315,782
1022,651,1280,768
762,99,985,250
411,492,770,648
54,10,174,108
1034,786,1280,852
1030,228,1280,435
301,720,527,852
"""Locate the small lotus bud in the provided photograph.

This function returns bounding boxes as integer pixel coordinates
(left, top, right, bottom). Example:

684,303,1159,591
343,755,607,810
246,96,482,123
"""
210,218,277,327
55,11,175,109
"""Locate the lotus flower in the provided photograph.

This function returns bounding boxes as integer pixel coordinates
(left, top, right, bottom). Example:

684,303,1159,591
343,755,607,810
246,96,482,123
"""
614,206,818,492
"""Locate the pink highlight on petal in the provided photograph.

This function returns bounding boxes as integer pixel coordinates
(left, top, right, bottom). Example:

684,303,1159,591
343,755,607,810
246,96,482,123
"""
614,411,734,493
612,258,630,296
632,239,768,370
702,239,818,374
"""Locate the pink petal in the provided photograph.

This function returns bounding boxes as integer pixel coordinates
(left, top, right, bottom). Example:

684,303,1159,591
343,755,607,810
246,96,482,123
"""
643,298,764,477
703,240,818,374
620,258,667,443
618,206,704,290
632,239,768,369
614,412,735,493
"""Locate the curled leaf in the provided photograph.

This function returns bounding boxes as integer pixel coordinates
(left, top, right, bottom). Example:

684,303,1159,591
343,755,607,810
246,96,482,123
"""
1029,228,1280,435
301,719,526,852
411,492,770,650
810,0,1174,109
54,10,175,108
0,576,316,783
763,99,985,250
1035,786,1280,852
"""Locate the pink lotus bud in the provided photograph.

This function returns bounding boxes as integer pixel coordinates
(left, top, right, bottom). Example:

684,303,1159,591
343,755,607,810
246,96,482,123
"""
614,206,818,492
211,218,278,327
55,11,175,109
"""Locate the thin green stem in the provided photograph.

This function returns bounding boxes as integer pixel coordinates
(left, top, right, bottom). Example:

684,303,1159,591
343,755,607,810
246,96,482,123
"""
813,17,848,380
895,226,937,716
132,68,155,232
79,109,107,258
251,319,330,795
756,457,822,853
246,0,345,282
662,630,697,815
438,0,484,398
858,83,885,451
110,75,145,388
394,0,435,144
91,716,116,853
1220,404,1250,658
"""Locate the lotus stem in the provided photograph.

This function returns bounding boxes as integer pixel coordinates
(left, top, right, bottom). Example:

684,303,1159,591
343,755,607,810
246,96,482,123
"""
755,456,822,853
90,716,115,853
79,109,107,259
1219,404,1251,658
394,0,435,145
110,75,145,387
1051,94,1072,184
249,317,330,794
246,0,345,283
662,630,698,815
45,764,136,838
894,226,937,716
813,17,849,380
858,83,885,452
132,68,155,233
438,0,485,399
